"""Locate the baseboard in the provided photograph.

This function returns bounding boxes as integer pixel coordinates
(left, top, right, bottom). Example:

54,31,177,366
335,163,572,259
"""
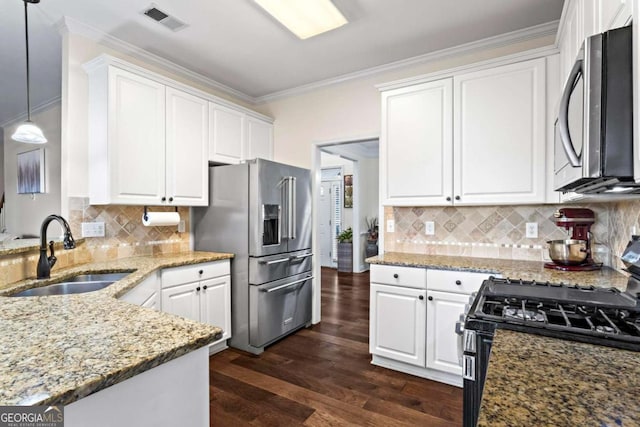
208,340,229,355
371,355,462,388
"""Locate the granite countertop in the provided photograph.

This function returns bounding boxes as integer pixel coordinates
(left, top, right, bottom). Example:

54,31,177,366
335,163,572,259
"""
366,252,629,289
0,251,233,406
477,330,640,427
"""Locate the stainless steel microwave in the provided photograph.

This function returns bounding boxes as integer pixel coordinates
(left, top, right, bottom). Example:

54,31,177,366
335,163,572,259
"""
554,25,634,194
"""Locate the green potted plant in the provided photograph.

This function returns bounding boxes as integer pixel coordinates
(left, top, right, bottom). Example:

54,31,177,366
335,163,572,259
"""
337,227,353,273
365,217,379,259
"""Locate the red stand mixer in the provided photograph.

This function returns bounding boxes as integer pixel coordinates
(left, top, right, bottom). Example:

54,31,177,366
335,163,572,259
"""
544,208,603,271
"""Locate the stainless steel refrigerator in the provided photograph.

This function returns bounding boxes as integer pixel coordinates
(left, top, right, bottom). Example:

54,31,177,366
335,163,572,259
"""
193,159,313,354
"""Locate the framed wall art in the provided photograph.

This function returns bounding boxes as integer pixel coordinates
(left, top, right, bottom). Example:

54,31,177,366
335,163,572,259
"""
17,148,45,194
343,174,353,208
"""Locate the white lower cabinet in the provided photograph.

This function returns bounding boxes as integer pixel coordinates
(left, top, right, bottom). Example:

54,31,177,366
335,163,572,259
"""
370,283,426,367
426,290,468,375
369,264,492,387
161,260,231,351
119,272,161,310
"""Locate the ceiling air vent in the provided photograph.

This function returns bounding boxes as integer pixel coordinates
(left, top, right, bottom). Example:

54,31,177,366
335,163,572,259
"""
143,5,188,32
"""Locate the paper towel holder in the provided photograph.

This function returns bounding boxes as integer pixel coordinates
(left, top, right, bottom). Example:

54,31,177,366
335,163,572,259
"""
143,206,178,222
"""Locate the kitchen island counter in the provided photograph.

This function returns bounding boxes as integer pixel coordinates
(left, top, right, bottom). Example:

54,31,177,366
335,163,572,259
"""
366,252,628,289
477,329,640,427
0,251,233,407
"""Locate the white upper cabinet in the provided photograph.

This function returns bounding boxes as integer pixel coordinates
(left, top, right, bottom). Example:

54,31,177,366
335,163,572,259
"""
245,116,274,161
209,105,274,164
453,58,546,205
166,88,209,206
209,103,244,164
598,0,632,31
91,67,167,205
84,55,272,205
382,79,453,206
380,57,547,206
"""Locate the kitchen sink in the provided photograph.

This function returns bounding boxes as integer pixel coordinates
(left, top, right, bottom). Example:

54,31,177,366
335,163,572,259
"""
10,272,132,297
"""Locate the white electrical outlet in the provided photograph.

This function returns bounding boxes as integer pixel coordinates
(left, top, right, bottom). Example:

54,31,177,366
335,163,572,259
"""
424,221,435,235
81,221,105,238
525,222,538,239
178,220,186,233
386,219,395,233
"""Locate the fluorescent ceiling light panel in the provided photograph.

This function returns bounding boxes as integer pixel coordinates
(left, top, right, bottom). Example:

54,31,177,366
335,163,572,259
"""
255,0,348,40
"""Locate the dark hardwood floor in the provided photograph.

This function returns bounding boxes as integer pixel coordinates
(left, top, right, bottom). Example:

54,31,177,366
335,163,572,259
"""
209,267,463,426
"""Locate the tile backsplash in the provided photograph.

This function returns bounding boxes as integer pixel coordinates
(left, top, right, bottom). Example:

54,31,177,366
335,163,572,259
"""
68,197,191,260
384,203,619,265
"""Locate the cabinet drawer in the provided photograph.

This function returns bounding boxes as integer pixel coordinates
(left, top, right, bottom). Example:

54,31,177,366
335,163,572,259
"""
370,265,427,289
162,260,230,289
427,269,494,294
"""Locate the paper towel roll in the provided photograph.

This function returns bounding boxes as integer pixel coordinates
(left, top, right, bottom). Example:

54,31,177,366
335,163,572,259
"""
142,211,181,227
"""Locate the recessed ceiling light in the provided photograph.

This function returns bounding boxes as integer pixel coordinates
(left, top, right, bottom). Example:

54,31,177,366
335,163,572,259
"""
254,0,348,40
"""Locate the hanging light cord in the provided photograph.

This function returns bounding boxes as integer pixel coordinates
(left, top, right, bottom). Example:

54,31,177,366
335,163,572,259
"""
23,0,32,122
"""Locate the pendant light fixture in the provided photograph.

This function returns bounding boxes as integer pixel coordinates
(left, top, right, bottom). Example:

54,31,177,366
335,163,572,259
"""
12,0,47,144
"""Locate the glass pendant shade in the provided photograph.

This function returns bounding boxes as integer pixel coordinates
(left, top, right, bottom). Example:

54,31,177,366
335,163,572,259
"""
12,121,47,144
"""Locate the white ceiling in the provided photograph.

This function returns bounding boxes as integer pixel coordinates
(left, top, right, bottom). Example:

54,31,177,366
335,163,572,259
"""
323,140,379,161
0,0,564,126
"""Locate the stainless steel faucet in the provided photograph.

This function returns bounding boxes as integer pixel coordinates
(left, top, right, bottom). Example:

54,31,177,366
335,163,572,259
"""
37,215,76,279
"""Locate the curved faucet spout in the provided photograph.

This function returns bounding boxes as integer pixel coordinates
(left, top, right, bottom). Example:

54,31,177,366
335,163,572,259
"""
37,215,76,279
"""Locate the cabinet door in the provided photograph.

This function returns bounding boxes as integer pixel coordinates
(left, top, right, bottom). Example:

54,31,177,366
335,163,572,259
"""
199,276,231,342
165,87,209,206
108,67,166,204
370,283,426,367
141,292,160,310
245,117,273,161
382,79,453,206
426,290,468,375
209,103,244,164
161,282,200,322
453,58,546,205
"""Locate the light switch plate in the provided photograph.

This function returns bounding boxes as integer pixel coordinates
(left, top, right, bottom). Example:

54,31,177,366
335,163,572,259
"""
386,219,395,233
424,221,435,235
525,222,538,239
81,221,105,238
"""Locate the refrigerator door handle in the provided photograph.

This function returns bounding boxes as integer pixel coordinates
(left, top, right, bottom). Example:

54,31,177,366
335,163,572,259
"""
290,176,297,240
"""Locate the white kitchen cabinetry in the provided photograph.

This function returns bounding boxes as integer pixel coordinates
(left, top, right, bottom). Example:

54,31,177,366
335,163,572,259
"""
382,79,453,206
370,264,492,386
245,116,274,161
425,269,493,378
453,58,546,205
209,105,274,164
166,87,209,206
370,283,426,367
426,290,468,375
380,57,546,207
209,103,245,164
161,260,231,351
85,61,208,206
119,271,161,310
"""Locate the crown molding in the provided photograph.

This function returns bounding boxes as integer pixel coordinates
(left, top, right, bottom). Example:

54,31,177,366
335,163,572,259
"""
0,96,62,129
57,16,257,105
255,20,559,104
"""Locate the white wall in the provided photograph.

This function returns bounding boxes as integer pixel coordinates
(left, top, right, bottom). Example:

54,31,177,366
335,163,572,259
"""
3,104,62,237
0,128,4,199
257,35,554,169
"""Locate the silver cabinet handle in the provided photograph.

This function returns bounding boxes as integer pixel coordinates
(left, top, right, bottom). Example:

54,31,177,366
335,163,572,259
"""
259,257,290,265
264,276,313,293
558,58,583,167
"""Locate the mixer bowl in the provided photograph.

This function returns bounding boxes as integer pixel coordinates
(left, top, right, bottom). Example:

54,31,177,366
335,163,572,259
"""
547,239,588,265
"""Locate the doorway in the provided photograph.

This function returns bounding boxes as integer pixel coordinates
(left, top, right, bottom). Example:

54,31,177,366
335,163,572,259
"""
310,137,379,323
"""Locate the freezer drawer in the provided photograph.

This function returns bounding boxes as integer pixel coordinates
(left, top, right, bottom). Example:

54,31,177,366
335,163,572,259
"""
249,273,312,348
249,250,313,285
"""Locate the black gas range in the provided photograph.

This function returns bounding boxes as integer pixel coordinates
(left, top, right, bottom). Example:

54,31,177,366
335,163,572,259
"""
460,275,640,427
